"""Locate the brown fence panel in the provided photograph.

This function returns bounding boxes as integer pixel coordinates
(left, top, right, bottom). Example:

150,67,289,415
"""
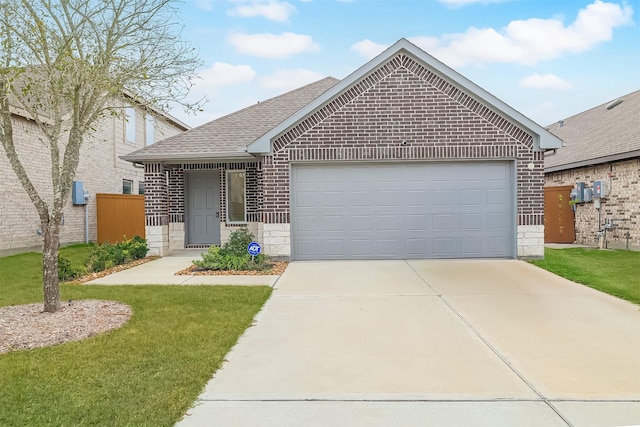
96,194,145,244
544,186,576,243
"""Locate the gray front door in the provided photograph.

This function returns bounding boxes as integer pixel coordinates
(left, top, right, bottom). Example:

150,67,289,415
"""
187,172,220,245
291,162,515,260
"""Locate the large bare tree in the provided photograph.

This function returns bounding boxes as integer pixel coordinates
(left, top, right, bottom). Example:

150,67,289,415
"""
0,0,202,312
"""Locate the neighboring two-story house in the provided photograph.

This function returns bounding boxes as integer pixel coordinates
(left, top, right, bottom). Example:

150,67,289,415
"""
0,102,188,256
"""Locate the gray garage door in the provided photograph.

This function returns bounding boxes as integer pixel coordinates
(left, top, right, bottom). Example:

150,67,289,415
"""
291,162,515,260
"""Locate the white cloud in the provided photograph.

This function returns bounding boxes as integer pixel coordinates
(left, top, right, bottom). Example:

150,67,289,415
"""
195,0,215,11
229,0,295,22
259,69,325,91
439,0,505,7
228,32,320,58
350,39,389,59
520,73,573,90
353,1,633,67
199,62,256,88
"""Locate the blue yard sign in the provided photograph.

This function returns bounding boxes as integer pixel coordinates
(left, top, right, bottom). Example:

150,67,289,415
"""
247,241,261,257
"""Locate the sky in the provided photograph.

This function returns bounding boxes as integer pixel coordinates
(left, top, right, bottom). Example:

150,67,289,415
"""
171,0,640,129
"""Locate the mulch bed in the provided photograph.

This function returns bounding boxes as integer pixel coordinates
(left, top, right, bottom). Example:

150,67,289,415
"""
175,261,288,276
67,256,159,284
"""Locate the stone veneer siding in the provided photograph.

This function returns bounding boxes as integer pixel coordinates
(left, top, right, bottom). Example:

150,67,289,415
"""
261,53,543,258
545,159,640,251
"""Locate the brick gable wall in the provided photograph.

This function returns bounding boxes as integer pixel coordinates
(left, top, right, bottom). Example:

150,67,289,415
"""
262,54,542,229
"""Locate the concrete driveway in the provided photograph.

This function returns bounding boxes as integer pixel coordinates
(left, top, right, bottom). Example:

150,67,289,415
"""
177,260,640,427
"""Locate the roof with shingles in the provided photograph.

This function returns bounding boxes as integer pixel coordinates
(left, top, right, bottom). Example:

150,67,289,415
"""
545,90,640,172
122,77,340,162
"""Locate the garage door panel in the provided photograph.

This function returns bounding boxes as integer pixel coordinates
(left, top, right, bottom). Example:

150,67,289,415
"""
377,239,400,257
433,190,455,206
349,215,374,231
433,239,455,257
404,190,427,206
488,189,509,205
433,214,455,231
461,213,482,230
461,238,483,256
460,189,484,206
291,162,514,260
352,239,374,257
406,239,428,256
322,239,345,257
406,214,428,231
320,191,344,207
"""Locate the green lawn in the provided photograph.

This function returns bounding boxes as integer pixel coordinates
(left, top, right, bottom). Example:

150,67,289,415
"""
0,247,272,426
531,248,640,304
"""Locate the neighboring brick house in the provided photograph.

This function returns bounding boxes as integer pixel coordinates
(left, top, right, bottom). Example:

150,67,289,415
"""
124,39,562,260
545,90,640,251
0,102,188,256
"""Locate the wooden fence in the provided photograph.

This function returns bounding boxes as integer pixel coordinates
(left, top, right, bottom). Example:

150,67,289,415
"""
544,186,576,243
96,194,145,244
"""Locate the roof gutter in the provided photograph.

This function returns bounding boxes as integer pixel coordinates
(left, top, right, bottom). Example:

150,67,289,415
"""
121,151,258,164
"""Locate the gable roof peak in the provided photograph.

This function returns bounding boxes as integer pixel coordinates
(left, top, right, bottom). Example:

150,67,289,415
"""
248,38,562,154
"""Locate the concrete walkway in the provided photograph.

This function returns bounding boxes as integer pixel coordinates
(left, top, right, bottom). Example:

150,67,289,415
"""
86,250,279,286
177,260,640,427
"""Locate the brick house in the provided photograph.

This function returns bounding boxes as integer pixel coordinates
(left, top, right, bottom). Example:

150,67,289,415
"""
124,39,562,260
545,90,640,251
0,101,188,256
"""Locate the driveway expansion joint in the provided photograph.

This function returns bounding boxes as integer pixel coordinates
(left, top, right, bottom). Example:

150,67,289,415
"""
404,261,574,427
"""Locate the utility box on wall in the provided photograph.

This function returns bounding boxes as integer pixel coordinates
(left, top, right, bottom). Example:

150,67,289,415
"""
583,188,593,202
72,181,87,205
574,182,585,203
593,180,608,198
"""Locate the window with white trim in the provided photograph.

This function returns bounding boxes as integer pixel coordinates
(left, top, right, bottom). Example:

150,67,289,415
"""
226,170,246,223
123,179,133,194
138,181,145,195
125,106,136,143
145,114,155,146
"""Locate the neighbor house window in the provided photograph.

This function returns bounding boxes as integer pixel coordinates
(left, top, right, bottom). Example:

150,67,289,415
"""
226,170,246,223
138,181,145,195
122,179,133,194
125,106,136,143
145,114,155,146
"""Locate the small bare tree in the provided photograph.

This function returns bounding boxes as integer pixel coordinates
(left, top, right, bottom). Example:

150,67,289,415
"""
0,0,202,312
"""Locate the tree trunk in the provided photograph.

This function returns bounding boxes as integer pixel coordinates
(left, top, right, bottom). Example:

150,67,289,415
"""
42,221,61,313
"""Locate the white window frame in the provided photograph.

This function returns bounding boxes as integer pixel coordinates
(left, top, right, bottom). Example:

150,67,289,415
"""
122,179,133,194
138,181,145,195
125,106,136,144
226,170,247,224
145,114,155,146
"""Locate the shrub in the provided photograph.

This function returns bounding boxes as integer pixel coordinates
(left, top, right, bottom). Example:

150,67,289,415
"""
221,228,255,257
192,229,272,272
58,256,75,281
193,246,225,271
58,256,89,281
117,236,148,260
87,243,123,272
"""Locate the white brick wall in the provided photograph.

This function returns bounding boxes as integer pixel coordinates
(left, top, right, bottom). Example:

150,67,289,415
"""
169,222,185,250
517,225,545,258
263,223,291,257
0,106,185,256
146,225,169,256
